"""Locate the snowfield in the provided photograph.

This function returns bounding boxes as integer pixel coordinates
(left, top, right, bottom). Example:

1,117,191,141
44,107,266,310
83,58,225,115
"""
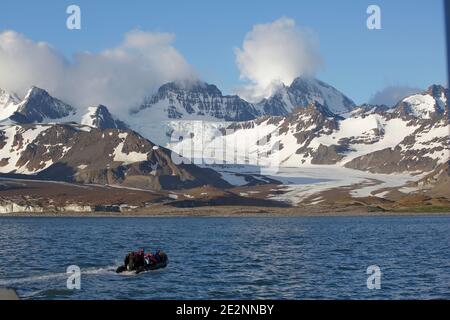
112,133,149,164
402,93,445,119
205,164,423,205
0,125,51,173
307,116,420,164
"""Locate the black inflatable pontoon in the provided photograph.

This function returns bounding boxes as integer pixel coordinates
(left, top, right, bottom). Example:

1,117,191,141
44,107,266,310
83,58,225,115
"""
116,250,168,274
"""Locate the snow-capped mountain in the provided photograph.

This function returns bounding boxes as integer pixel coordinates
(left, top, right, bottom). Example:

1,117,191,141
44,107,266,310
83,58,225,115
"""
81,105,128,130
0,123,229,190
1,79,356,147
0,86,130,131
255,77,356,116
392,84,448,119
8,86,76,123
0,88,21,121
170,85,449,175
343,85,449,173
131,77,355,124
133,81,259,121
1,81,447,182
126,77,356,147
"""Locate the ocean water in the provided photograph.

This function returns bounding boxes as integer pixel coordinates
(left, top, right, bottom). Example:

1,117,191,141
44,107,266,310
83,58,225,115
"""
0,216,449,300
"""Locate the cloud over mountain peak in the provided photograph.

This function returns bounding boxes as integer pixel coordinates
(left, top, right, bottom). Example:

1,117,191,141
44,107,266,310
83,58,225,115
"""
0,29,196,116
234,17,323,102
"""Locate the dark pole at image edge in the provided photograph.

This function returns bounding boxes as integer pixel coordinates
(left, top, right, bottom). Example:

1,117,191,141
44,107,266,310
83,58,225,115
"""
445,0,450,90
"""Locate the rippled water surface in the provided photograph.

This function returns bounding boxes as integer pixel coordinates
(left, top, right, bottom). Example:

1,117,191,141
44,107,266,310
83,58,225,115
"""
0,216,450,299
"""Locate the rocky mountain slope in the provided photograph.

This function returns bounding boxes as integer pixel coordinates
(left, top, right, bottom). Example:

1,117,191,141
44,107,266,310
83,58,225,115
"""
254,77,355,116
81,105,128,130
413,161,450,198
132,81,260,121
0,81,447,198
130,77,354,123
126,77,355,147
0,86,126,130
0,79,448,213
171,85,449,176
0,123,230,190
1,77,356,147
7,86,76,124
343,85,448,173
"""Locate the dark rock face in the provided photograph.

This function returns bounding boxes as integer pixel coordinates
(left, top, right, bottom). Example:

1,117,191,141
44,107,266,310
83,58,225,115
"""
311,144,347,165
349,104,390,118
84,105,128,130
426,85,449,109
344,147,439,174
9,87,76,123
0,123,231,191
135,81,260,121
133,77,356,121
257,90,291,116
279,102,343,163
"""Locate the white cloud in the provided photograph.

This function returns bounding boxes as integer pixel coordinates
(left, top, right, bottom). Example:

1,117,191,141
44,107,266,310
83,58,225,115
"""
369,85,422,106
234,17,322,102
0,30,196,116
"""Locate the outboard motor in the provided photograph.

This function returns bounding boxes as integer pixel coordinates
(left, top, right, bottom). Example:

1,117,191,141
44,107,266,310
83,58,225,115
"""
158,251,168,263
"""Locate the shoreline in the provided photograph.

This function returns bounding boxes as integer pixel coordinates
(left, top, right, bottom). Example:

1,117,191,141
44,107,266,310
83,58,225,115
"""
1,205,450,218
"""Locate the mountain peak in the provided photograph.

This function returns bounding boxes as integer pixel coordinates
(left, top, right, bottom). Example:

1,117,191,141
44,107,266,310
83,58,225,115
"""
306,100,338,116
0,88,21,122
289,100,339,119
159,80,222,96
0,122,230,190
426,84,448,98
25,86,48,99
134,80,258,121
290,76,316,87
81,104,128,130
290,76,337,92
394,85,448,119
0,88,20,106
256,77,356,116
10,86,76,124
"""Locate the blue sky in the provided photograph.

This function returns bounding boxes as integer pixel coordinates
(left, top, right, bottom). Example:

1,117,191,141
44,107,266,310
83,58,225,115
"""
0,0,447,104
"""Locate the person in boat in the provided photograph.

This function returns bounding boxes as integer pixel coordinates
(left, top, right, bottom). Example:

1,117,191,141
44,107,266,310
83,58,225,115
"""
124,248,145,270
144,251,160,266
144,253,153,265
154,250,162,262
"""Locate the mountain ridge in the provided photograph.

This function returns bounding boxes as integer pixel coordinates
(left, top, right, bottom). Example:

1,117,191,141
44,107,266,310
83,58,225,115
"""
1,82,447,181
131,77,356,123
169,87,448,175
0,122,230,190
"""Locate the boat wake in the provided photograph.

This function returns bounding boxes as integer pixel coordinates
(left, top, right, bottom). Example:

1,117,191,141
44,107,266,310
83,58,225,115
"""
0,265,116,287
